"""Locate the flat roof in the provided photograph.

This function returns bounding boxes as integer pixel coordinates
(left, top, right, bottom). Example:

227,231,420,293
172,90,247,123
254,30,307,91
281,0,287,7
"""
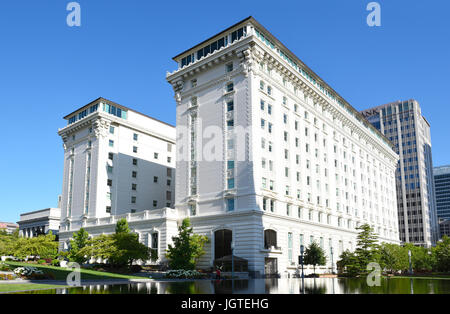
171,16,393,149
172,16,253,61
63,97,175,128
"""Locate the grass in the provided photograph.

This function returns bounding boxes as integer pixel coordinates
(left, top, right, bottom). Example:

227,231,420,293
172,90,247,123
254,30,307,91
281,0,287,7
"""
0,283,68,293
4,261,144,281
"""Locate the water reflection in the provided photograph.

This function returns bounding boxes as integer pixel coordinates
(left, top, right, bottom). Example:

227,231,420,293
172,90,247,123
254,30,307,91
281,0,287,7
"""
12,277,450,294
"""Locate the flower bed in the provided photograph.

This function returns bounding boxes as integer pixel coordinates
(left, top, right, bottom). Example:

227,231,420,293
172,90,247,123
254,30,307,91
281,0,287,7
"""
13,266,54,280
165,270,205,279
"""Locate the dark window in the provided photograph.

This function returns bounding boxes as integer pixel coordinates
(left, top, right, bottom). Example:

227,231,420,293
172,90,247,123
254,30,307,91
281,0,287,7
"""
214,229,232,260
264,229,277,249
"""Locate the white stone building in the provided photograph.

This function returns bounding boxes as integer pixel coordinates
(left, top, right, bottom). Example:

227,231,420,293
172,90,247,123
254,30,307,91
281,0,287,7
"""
57,98,177,256
166,17,400,277
17,208,61,238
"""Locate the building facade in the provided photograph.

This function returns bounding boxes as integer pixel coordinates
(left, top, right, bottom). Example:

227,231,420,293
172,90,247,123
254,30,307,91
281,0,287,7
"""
362,100,439,247
57,98,177,254
0,222,18,235
433,165,450,239
167,17,400,276
17,208,61,239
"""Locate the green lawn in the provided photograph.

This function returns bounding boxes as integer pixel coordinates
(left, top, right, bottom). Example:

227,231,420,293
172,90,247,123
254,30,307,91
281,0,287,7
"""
0,283,68,293
4,261,144,281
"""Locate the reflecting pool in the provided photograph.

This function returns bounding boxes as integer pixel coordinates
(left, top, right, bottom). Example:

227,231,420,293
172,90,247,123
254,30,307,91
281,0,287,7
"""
12,277,450,294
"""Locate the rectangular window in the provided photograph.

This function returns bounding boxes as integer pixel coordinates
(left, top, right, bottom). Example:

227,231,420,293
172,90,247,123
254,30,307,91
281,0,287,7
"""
132,183,137,190
133,133,138,141
131,196,136,204
226,198,235,212
132,171,137,178
132,158,138,165
109,126,114,134
133,146,138,153
109,140,114,147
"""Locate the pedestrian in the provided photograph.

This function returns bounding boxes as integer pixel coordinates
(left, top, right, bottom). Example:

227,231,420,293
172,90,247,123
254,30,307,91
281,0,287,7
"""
216,267,221,280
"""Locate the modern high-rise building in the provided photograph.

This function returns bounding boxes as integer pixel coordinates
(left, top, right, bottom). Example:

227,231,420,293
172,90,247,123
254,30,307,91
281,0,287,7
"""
167,17,400,276
433,165,450,239
362,100,439,247
57,97,177,252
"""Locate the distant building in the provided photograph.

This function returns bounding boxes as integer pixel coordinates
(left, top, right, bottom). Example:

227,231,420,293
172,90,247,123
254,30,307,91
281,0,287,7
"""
439,219,450,238
434,165,450,239
17,208,61,239
362,100,439,247
0,222,18,234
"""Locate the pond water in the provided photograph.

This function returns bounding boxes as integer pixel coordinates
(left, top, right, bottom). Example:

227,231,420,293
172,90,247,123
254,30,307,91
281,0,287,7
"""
13,277,450,294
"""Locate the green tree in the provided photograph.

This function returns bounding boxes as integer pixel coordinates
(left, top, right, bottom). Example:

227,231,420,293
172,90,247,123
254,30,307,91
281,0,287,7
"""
433,235,450,272
379,243,408,274
303,242,327,275
404,243,435,272
115,218,131,234
166,218,209,270
0,231,18,256
355,224,379,273
337,250,360,276
78,220,152,268
13,232,58,260
68,228,90,263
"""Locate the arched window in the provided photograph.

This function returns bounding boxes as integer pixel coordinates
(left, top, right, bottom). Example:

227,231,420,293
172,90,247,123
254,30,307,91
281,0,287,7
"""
214,229,232,259
264,229,277,249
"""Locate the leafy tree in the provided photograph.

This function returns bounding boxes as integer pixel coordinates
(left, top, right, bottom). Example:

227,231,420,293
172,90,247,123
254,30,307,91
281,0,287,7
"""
303,242,327,275
0,231,18,256
337,250,360,276
78,220,152,268
13,232,58,260
166,218,209,270
379,243,408,274
68,228,90,263
433,235,450,272
115,218,131,234
404,243,435,272
355,224,379,273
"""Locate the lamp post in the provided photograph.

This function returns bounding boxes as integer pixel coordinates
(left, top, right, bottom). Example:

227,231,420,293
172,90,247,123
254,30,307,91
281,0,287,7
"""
408,250,413,275
330,247,334,274
300,244,305,294
231,241,235,294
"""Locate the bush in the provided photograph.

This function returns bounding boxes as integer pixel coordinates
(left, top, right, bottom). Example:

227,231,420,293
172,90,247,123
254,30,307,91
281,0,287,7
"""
37,259,46,265
13,266,53,280
0,262,11,271
130,265,142,273
165,269,204,279
51,259,60,267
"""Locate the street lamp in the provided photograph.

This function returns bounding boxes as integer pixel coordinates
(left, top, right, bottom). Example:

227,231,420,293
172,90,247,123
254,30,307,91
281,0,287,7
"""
408,250,413,275
231,241,235,280
231,241,235,294
300,244,305,294
330,247,334,274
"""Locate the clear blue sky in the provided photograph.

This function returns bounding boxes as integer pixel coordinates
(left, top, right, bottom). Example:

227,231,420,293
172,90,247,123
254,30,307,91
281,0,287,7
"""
1,0,449,223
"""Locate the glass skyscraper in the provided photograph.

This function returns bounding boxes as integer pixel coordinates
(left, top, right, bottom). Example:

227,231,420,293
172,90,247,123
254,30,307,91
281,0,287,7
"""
362,100,439,247
433,165,450,238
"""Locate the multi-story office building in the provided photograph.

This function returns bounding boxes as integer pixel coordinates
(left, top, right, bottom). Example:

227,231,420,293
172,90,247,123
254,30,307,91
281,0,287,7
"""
57,98,177,254
362,100,438,247
167,17,400,276
434,165,450,239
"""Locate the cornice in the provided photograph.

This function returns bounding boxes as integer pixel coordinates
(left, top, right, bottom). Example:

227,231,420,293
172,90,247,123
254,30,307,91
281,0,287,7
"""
252,43,398,164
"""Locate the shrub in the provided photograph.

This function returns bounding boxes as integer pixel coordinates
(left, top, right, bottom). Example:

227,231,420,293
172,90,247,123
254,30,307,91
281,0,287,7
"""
0,262,11,271
13,266,44,278
37,259,46,265
165,269,204,279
